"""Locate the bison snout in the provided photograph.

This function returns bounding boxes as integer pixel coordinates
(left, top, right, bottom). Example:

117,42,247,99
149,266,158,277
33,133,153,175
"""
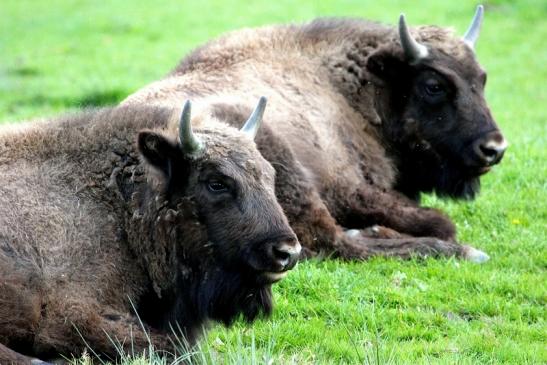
265,239,301,271
472,131,507,167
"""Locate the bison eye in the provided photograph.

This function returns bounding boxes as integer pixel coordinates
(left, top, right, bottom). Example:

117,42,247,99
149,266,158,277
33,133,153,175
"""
422,79,446,104
424,81,443,95
207,180,229,193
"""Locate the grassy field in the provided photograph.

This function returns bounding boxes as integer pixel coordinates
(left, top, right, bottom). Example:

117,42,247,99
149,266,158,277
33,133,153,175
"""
2,0,546,364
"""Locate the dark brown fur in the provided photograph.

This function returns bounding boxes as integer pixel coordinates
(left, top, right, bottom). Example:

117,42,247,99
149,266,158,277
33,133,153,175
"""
123,13,505,263
0,104,298,363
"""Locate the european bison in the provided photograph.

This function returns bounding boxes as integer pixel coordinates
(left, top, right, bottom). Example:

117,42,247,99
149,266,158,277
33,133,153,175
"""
0,99,300,363
124,6,506,262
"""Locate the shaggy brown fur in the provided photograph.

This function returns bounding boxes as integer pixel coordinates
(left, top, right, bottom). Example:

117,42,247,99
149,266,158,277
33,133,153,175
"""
123,12,505,262
0,103,298,363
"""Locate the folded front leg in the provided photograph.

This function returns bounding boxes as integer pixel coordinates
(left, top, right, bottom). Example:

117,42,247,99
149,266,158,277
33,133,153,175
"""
0,343,52,365
359,225,408,239
344,228,489,262
32,296,174,361
257,128,484,262
272,173,477,261
338,184,457,241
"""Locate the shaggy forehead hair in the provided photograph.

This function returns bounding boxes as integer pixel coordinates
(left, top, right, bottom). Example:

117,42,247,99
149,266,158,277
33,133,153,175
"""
415,26,474,60
168,111,276,184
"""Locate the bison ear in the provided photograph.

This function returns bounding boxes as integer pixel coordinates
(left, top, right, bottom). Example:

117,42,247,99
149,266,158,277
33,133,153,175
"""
366,48,409,83
137,131,181,178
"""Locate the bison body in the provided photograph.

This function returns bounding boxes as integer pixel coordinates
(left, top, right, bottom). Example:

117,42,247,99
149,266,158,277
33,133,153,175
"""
124,8,505,261
0,101,299,363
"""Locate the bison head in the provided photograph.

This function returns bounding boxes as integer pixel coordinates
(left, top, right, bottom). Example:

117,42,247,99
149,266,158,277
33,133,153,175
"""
136,98,300,332
366,6,507,200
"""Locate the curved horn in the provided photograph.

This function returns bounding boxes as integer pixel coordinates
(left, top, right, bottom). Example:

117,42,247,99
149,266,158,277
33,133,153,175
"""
398,14,428,63
240,96,267,140
179,100,204,155
463,5,484,49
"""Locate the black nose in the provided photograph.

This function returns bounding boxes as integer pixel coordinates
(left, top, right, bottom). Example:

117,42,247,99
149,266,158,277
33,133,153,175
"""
473,131,507,166
266,238,301,271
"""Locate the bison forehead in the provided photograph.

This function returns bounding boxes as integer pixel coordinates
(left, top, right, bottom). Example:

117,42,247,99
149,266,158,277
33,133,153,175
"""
411,26,485,86
203,139,258,162
200,130,263,160
197,143,267,182
415,26,473,62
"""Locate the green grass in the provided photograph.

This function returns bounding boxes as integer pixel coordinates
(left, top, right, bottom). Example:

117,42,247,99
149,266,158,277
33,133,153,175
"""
2,0,546,363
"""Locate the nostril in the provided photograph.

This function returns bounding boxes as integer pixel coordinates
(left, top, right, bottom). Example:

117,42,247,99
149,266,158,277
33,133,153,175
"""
272,246,291,263
479,144,498,160
479,138,508,164
269,240,301,269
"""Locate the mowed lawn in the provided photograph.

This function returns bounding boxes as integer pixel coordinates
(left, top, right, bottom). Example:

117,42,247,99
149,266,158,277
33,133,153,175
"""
1,0,545,364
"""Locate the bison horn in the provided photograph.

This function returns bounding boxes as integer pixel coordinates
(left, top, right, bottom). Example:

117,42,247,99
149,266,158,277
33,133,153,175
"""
179,100,204,155
398,14,429,64
240,96,267,140
463,5,484,49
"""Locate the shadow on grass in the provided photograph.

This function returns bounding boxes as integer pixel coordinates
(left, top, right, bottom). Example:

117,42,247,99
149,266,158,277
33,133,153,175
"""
77,89,128,107
7,66,41,77
10,89,129,111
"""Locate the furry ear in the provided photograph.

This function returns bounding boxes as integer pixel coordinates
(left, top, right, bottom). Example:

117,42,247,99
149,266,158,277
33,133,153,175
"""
366,47,409,83
137,130,181,178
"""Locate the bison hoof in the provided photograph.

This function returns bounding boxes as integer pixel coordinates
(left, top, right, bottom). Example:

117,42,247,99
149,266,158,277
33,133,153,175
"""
31,360,55,365
345,229,361,238
463,245,490,263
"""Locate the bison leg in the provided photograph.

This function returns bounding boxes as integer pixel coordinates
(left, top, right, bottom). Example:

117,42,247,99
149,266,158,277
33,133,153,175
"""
344,229,488,262
269,159,474,261
280,188,481,261
258,129,484,261
0,260,49,364
337,184,457,241
32,296,174,361
360,225,408,239
335,186,489,262
272,165,484,261
0,343,53,365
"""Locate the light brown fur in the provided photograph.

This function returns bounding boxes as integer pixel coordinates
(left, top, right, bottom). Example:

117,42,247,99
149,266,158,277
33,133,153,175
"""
123,16,501,261
0,103,298,363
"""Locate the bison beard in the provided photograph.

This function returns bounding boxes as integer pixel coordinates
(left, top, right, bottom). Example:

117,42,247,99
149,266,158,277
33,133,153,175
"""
395,143,481,201
128,193,279,345
138,267,272,343
435,163,481,200
199,269,273,325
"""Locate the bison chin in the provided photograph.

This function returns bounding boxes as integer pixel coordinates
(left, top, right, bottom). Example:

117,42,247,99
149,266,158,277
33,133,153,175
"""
137,267,273,346
396,146,482,201
434,165,481,200
198,267,273,326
